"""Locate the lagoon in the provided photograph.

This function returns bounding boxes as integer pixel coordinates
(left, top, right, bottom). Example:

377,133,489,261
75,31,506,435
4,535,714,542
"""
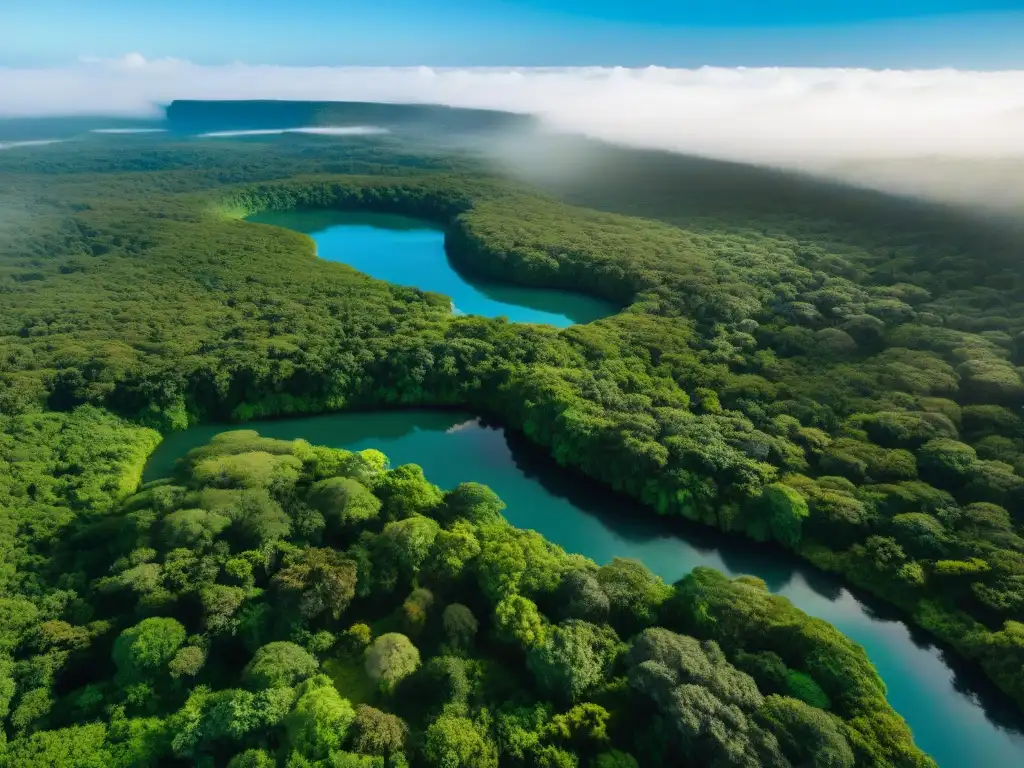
145,410,1024,768
246,210,614,326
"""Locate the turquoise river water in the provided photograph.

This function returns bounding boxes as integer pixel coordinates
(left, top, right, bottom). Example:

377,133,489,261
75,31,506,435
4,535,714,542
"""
153,212,1024,766
246,210,614,327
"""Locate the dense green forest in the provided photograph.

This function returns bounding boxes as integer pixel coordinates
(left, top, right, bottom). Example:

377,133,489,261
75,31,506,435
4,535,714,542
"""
0,125,1023,760
0,421,930,766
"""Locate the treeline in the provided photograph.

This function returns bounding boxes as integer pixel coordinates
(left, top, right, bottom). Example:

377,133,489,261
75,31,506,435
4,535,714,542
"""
0,427,931,766
1,137,1023,711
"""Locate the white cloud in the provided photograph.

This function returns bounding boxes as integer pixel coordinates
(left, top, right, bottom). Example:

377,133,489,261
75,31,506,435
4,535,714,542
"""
2,54,1024,205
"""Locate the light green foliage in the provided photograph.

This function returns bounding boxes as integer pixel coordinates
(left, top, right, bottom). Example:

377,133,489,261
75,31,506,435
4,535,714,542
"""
243,642,319,690
542,703,611,751
161,508,231,550
374,516,441,587
364,633,421,693
328,750,387,767
626,628,763,712
495,595,548,648
820,438,918,483
0,654,16,718
169,684,295,758
961,502,1013,533
533,745,580,767
374,464,444,520
196,488,292,547
425,521,482,584
11,686,54,732
423,714,499,768
192,451,303,490
917,438,977,484
889,513,949,558
308,477,382,530
443,482,507,524
966,459,1024,506
477,524,569,602
0,407,160,594
201,584,248,634
228,749,277,768
596,558,671,633
340,449,390,485
113,617,186,685
759,483,810,548
2,723,110,768
285,674,356,759
169,646,206,679
341,623,373,654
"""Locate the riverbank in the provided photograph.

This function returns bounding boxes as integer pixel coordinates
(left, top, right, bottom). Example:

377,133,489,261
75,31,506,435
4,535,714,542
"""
144,408,1024,766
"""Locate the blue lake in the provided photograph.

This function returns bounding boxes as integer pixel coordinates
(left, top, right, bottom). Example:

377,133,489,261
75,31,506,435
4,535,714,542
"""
246,210,615,326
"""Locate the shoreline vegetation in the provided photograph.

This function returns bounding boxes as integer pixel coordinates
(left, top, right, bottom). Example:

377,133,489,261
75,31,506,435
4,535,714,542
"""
0,416,932,766
1,115,1023,762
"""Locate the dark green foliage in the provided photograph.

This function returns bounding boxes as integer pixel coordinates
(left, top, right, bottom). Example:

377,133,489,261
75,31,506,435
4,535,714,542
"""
350,704,408,758
272,548,359,621
556,569,611,623
757,695,854,768
441,604,479,653
528,621,623,704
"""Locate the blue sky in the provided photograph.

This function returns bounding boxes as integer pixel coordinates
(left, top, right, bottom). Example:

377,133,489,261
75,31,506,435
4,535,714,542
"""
2,0,1023,68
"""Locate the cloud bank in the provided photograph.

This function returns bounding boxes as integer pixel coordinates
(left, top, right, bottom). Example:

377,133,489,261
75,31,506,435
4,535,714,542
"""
2,55,1024,204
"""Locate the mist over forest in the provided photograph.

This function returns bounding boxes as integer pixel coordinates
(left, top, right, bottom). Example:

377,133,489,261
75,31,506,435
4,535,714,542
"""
2,58,1023,211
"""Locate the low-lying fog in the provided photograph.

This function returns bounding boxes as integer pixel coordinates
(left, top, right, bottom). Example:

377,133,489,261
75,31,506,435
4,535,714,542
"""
2,55,1023,212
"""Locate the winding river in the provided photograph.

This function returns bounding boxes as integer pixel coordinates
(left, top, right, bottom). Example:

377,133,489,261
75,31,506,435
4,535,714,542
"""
152,212,1024,766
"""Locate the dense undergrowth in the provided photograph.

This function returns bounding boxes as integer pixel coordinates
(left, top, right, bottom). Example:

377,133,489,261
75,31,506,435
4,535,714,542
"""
0,424,931,766
0,131,1023,746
